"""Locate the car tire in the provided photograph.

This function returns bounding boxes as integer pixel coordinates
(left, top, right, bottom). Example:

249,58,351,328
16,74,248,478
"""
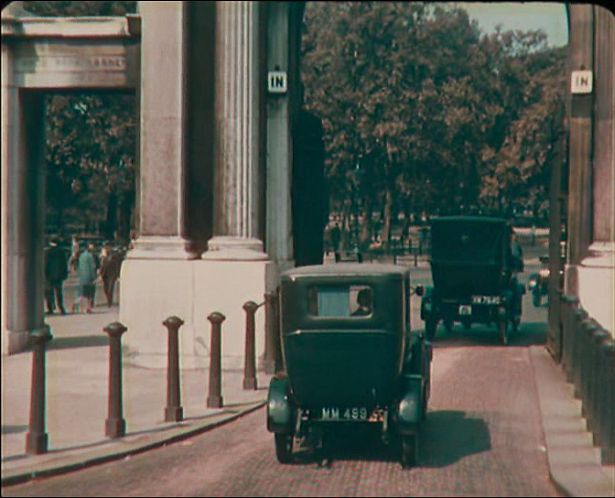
400,434,418,468
425,318,438,341
498,319,509,345
274,433,294,464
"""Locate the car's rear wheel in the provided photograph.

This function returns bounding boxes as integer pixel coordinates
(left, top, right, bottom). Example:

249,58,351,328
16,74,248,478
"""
400,434,418,468
275,433,294,464
498,319,509,345
425,318,438,341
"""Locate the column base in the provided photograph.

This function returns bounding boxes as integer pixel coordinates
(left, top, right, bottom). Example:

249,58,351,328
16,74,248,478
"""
202,236,268,261
207,395,223,408
578,242,614,335
119,257,277,369
5,330,30,355
127,235,201,260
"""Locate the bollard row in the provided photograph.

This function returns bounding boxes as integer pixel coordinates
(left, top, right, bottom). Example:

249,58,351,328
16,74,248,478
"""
28,302,270,453
559,294,614,465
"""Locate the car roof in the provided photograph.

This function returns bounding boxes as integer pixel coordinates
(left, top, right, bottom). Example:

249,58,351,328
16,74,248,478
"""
282,263,409,279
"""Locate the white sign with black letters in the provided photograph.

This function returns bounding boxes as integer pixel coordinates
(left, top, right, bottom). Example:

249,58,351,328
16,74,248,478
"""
268,71,287,94
571,70,593,94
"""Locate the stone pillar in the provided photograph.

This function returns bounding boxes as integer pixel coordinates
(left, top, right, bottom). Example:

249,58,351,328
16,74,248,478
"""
265,2,293,270
127,1,197,260
565,4,594,298
195,0,273,372
203,1,267,261
1,28,47,354
577,6,614,335
120,1,202,368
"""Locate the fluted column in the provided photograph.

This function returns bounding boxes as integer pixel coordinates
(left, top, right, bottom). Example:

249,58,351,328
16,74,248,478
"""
128,1,199,260
204,1,267,261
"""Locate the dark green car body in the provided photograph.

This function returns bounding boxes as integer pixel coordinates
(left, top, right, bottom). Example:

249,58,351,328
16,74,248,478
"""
267,263,431,467
420,216,524,344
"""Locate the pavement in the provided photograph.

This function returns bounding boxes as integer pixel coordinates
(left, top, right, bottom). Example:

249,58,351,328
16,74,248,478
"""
2,239,614,496
1,297,271,487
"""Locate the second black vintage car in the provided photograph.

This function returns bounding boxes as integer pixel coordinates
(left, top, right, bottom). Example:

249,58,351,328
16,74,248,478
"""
418,216,525,345
267,264,432,468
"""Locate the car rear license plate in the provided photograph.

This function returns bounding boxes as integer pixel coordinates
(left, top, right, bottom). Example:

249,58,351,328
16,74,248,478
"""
458,305,472,316
321,407,369,421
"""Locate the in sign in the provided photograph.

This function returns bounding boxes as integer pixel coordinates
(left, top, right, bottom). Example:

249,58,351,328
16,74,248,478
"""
571,70,593,94
268,71,287,94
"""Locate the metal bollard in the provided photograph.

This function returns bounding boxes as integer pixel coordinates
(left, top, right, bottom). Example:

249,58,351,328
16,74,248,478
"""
104,322,127,438
243,301,259,390
577,318,598,403
561,295,578,381
571,308,588,396
413,241,418,267
163,316,184,422
207,312,226,408
587,329,610,433
579,320,601,421
598,340,615,464
263,292,277,374
26,326,53,455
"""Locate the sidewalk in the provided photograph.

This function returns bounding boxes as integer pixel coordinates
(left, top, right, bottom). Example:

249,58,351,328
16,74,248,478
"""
530,346,615,497
1,305,270,486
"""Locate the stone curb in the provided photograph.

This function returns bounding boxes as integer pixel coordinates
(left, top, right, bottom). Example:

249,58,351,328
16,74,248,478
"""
1,400,266,488
529,346,615,497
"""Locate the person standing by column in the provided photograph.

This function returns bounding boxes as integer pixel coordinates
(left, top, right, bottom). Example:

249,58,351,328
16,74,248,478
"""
99,242,120,307
74,243,97,314
44,238,68,315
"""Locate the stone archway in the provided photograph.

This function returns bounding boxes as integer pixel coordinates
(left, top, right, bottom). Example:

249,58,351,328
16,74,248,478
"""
1,10,140,354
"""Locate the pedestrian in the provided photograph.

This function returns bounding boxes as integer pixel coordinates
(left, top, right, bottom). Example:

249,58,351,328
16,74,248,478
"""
99,242,120,307
69,235,80,273
331,223,341,262
44,238,69,315
73,243,98,313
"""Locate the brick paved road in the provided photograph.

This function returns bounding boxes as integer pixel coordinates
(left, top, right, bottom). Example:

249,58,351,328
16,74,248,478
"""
4,264,560,497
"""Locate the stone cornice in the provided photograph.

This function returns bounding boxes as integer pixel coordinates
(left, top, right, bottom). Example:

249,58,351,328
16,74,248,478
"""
1,16,140,40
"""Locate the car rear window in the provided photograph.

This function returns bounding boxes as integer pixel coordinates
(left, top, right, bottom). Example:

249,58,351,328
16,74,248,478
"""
307,285,373,318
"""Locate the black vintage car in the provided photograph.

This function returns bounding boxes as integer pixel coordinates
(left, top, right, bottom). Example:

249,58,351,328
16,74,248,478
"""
267,264,431,468
419,216,524,345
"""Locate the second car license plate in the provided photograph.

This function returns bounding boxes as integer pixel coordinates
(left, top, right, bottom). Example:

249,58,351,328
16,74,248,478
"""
321,407,369,421
458,305,472,316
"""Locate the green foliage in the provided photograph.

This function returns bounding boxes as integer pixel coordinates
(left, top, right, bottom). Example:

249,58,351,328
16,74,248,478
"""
302,2,566,235
23,1,138,240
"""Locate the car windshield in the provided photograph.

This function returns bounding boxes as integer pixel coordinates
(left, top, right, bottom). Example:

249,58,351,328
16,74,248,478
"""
431,220,506,264
307,285,373,317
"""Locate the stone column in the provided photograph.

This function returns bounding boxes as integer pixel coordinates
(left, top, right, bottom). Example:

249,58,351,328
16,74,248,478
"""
1,27,47,354
120,1,201,369
565,4,594,295
203,1,267,261
578,6,614,335
128,1,198,260
265,2,293,270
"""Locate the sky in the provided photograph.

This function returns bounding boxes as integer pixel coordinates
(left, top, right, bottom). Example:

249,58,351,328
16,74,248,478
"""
453,2,569,47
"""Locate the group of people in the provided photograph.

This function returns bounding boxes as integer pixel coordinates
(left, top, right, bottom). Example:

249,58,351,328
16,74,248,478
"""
44,237,122,315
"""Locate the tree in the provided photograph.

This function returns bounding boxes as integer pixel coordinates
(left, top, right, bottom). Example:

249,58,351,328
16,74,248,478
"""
302,2,566,234
23,1,138,241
